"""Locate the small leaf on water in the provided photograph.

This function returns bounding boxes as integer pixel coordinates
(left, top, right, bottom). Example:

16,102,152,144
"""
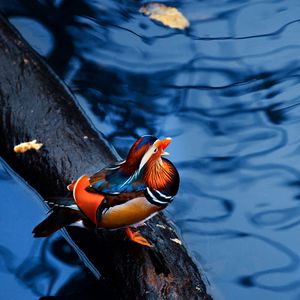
14,140,43,153
140,3,189,30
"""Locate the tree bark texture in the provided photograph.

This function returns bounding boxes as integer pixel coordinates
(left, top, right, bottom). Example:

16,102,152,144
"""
0,14,212,300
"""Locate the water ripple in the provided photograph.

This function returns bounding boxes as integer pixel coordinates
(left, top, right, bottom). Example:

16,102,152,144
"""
3,0,300,299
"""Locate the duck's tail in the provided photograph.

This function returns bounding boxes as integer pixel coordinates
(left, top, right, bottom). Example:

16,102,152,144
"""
32,198,82,237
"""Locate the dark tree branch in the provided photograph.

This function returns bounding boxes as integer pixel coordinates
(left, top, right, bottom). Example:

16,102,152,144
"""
0,14,212,300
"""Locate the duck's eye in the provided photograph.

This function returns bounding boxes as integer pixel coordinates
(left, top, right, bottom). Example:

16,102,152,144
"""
153,148,158,153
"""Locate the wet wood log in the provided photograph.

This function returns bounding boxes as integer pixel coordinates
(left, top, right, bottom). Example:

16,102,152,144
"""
0,14,212,300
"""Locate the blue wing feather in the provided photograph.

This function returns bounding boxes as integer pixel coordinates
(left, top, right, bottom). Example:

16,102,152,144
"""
89,161,146,194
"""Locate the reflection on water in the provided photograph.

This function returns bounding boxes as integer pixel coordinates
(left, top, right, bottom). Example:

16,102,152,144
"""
2,0,300,299
0,158,118,299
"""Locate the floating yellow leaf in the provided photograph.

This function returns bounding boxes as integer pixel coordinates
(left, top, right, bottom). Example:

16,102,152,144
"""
14,140,43,153
140,3,189,30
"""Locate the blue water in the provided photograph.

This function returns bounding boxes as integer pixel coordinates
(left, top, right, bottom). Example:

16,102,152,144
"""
0,158,101,299
2,0,300,299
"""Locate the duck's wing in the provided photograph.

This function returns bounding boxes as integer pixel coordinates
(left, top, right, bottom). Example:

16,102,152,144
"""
89,160,146,194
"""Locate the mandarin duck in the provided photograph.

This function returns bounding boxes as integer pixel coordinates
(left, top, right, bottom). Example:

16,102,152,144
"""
33,135,180,247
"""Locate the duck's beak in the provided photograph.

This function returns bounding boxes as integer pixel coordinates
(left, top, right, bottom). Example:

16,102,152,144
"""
161,137,172,156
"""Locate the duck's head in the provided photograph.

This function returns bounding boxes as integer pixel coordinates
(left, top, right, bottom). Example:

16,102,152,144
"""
125,135,172,172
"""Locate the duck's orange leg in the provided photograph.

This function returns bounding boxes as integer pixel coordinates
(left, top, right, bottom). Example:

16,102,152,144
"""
125,228,152,247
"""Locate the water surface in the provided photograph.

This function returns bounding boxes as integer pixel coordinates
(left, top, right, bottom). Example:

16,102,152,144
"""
2,0,300,299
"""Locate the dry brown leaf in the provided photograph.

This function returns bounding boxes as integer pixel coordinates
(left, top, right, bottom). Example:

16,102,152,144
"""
140,3,189,30
14,140,43,153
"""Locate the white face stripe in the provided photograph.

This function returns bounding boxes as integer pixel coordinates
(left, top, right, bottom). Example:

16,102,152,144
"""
155,189,173,199
146,187,169,205
138,139,160,172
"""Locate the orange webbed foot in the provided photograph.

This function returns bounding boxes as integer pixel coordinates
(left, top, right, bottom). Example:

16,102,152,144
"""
125,228,152,247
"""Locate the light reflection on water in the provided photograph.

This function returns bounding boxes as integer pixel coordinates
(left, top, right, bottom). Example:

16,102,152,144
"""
2,0,300,299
